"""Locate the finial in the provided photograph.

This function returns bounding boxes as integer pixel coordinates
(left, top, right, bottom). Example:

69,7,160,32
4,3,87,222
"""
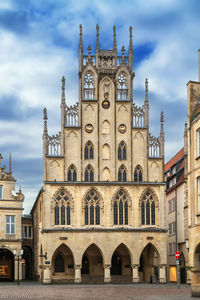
184,122,187,136
9,153,12,174
129,26,133,52
145,78,148,101
61,76,66,107
79,24,83,52
88,45,92,62
0,154,2,165
113,25,117,53
43,107,48,138
160,111,164,123
121,46,125,59
43,107,48,121
96,24,100,52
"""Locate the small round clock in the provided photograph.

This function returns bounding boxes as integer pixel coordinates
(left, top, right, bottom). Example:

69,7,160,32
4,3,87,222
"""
118,124,127,134
85,124,94,133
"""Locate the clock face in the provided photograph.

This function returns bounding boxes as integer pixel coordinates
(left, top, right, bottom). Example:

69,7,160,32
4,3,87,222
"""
85,124,94,133
102,100,110,109
118,124,127,134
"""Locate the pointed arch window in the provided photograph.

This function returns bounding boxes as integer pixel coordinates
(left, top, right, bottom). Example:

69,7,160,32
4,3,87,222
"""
84,72,94,99
118,141,127,160
141,190,156,226
53,189,71,225
67,164,77,182
113,189,128,225
85,165,94,182
84,189,101,225
118,165,127,182
84,141,94,159
117,73,128,100
134,165,143,182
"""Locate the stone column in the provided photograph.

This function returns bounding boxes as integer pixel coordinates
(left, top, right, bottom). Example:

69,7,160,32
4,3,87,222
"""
104,264,111,283
75,265,82,283
191,268,200,297
131,264,140,283
159,264,167,283
14,257,18,281
43,266,51,284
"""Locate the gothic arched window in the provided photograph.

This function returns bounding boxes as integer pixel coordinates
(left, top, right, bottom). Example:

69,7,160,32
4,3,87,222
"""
113,189,128,225
84,141,94,160
53,189,71,225
118,165,127,182
84,72,94,99
85,165,94,182
141,190,156,226
67,164,77,182
134,165,143,182
117,73,127,100
118,141,127,160
84,189,101,225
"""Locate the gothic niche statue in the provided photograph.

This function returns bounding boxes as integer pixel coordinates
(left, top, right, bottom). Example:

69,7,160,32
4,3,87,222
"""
103,79,110,99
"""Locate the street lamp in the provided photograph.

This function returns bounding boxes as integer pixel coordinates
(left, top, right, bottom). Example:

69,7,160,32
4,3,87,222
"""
13,249,23,285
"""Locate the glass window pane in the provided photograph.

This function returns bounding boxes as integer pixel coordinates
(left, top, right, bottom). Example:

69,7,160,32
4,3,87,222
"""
151,202,155,225
114,202,118,225
67,170,71,181
6,215,10,223
90,170,94,182
61,205,65,225
146,200,150,225
123,170,126,182
141,202,145,225
119,200,123,225
90,205,94,225
73,170,77,182
6,223,10,234
125,201,128,225
96,205,100,225
55,206,59,225
123,147,126,160
67,205,70,225
11,216,15,223
85,205,88,225
11,224,15,234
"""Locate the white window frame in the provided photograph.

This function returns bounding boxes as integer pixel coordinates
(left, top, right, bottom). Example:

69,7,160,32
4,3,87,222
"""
6,215,15,235
0,185,2,199
198,177,200,214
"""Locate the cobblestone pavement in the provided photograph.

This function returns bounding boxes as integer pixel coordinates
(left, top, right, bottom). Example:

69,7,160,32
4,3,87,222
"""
0,283,191,300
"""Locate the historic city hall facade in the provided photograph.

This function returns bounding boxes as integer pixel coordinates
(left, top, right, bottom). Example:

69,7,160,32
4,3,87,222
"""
31,25,167,284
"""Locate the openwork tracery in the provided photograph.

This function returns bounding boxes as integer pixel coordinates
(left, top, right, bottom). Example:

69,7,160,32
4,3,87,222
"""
66,103,79,126
118,141,127,160
113,189,128,225
48,132,61,156
84,141,94,159
118,165,127,182
141,189,156,225
53,189,71,225
84,72,94,99
67,164,77,182
117,73,128,100
84,189,101,225
149,133,160,157
132,103,144,127
85,164,94,182
134,165,143,182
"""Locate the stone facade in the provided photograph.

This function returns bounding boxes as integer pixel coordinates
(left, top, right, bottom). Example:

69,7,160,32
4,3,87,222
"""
32,25,167,284
0,153,24,281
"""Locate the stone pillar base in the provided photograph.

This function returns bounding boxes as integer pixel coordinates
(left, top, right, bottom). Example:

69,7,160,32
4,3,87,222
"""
43,278,51,284
133,278,140,283
75,278,82,283
75,265,82,283
104,277,111,283
159,278,167,283
191,285,200,297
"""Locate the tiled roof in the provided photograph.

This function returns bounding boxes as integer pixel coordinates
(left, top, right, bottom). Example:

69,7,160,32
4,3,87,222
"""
164,147,184,172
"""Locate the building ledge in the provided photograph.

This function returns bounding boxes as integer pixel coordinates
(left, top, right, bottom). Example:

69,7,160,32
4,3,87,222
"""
44,181,166,186
42,227,167,233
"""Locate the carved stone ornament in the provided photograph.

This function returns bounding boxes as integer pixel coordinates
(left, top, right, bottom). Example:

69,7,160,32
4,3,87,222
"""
103,79,110,95
102,100,110,109
85,124,94,133
118,124,127,134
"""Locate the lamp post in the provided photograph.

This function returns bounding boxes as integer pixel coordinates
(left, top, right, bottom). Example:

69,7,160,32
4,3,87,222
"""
13,249,23,285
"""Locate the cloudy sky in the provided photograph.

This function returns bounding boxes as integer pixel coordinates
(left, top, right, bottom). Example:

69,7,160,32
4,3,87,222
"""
0,0,200,212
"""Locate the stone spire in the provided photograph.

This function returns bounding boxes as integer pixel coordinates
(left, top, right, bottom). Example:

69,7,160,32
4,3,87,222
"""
128,26,133,72
43,107,48,138
113,25,117,53
78,24,83,72
121,46,125,62
61,76,66,129
160,111,165,157
9,152,12,175
144,78,149,127
96,24,100,52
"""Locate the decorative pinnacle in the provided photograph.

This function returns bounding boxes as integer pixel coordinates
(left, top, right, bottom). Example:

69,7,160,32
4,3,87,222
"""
88,44,92,56
96,24,100,52
79,24,83,52
145,78,148,99
129,26,133,52
43,107,48,137
160,111,164,123
61,76,66,106
184,122,187,136
9,152,12,174
121,45,125,57
113,25,117,52
43,107,48,121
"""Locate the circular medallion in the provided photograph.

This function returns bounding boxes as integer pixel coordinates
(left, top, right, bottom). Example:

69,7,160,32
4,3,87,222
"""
118,124,127,134
85,124,94,133
102,100,110,109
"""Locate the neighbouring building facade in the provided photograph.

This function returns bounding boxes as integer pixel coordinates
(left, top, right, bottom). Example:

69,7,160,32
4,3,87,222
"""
32,25,167,284
187,49,200,297
165,148,188,283
0,153,24,281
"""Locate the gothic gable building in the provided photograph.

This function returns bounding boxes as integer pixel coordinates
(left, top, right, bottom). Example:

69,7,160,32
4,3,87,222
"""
32,25,167,284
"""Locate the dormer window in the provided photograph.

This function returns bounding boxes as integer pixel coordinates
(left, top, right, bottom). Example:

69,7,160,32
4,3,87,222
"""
84,73,94,99
117,73,128,100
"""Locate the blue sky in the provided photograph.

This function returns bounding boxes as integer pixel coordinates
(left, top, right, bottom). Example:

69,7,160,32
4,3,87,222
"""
0,0,200,212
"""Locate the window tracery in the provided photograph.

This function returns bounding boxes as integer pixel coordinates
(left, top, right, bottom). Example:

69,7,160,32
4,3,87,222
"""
67,164,77,182
118,141,127,160
118,165,127,182
48,132,61,156
84,189,100,225
53,189,71,225
85,164,94,182
132,103,144,127
134,165,143,182
84,141,94,159
84,73,94,99
117,73,128,100
149,133,160,157
141,190,156,225
113,189,128,225
66,102,79,126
